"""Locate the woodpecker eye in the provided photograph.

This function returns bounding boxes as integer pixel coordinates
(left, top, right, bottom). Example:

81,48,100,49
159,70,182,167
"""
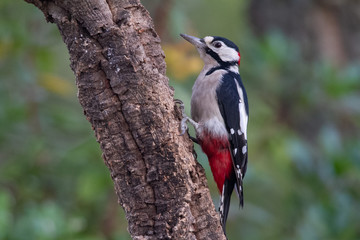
214,42,222,48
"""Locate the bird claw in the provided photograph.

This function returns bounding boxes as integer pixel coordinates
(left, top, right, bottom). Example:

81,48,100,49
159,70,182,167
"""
174,99,189,135
174,99,198,136
180,118,189,136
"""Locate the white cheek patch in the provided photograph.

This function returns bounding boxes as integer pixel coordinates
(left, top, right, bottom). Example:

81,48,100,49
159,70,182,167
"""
218,47,239,62
203,36,240,65
204,37,239,63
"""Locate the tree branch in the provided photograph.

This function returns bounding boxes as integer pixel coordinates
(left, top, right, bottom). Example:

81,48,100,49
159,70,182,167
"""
24,0,226,239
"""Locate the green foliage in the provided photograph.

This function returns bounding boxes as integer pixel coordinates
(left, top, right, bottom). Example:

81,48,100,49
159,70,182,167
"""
224,31,360,240
1,0,359,239
0,1,130,239
167,4,360,239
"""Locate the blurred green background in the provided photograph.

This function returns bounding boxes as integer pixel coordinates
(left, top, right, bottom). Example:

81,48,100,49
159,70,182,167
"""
1,0,360,239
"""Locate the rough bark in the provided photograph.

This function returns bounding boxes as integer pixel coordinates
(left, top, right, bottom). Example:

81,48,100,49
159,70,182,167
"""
24,0,226,239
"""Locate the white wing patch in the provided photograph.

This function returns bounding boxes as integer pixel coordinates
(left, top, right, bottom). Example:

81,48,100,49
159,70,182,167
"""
242,145,247,154
234,78,248,140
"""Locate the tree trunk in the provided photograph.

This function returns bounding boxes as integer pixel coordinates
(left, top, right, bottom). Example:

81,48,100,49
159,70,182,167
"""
24,0,226,239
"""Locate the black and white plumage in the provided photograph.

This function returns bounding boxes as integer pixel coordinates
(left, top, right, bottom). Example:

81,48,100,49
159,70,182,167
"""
217,70,249,206
179,34,249,234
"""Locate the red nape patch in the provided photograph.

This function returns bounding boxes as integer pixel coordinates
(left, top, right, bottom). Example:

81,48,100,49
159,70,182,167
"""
199,132,233,193
238,52,241,65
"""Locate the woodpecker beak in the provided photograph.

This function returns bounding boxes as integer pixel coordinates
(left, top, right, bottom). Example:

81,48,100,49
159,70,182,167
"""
180,34,206,49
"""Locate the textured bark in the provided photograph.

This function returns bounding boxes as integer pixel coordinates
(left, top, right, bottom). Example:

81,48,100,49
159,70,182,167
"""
24,0,226,239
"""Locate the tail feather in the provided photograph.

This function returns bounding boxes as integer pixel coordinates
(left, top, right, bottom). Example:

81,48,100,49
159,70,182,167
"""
229,146,245,208
234,179,244,207
219,176,236,235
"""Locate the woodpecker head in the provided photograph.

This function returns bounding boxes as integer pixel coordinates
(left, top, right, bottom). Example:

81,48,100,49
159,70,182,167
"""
180,34,241,68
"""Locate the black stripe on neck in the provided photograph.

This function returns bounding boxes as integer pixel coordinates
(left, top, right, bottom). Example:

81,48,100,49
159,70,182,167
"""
206,66,224,76
205,47,238,75
205,64,239,76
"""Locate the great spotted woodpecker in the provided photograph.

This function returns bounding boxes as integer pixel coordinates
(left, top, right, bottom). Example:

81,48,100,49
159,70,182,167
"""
178,34,249,233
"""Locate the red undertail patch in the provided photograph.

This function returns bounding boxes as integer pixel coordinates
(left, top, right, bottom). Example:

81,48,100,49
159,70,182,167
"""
199,132,233,193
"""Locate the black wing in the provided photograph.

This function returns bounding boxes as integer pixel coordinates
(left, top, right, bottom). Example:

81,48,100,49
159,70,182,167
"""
216,72,249,208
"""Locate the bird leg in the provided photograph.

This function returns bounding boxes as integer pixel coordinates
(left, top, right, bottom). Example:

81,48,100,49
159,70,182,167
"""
174,99,199,144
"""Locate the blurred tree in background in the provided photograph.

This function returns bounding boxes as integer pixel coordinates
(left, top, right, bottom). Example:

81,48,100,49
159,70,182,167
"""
1,0,359,239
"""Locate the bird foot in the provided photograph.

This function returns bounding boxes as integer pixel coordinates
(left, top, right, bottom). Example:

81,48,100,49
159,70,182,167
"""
174,99,200,137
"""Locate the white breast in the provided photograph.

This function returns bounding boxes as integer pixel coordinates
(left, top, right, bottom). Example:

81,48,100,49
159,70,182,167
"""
191,67,228,138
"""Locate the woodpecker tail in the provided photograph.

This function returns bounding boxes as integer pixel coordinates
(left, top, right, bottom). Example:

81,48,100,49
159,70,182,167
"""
235,177,244,207
198,132,241,233
232,146,246,208
219,173,236,235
